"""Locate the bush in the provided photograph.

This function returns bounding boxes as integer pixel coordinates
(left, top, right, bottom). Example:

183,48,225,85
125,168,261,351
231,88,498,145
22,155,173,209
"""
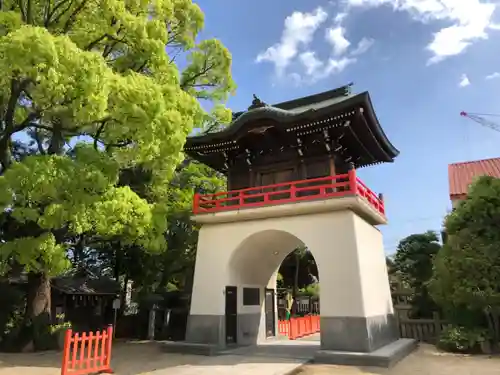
49,316,72,350
298,283,319,297
437,325,489,353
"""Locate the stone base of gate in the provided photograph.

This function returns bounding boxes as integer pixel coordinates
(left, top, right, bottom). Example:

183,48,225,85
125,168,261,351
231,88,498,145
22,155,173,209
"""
314,338,417,368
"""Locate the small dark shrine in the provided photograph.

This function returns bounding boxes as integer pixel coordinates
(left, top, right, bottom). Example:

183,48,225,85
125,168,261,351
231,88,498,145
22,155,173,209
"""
51,269,120,332
184,83,399,213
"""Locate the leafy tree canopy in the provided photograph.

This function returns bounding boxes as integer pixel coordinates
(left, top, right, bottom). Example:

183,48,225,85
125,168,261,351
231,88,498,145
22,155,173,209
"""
393,230,441,288
393,230,441,318
430,176,500,312
0,0,235,278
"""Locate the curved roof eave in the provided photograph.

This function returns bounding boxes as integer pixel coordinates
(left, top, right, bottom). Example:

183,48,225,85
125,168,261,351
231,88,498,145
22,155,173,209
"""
186,106,316,145
186,92,400,161
186,94,365,146
361,93,400,159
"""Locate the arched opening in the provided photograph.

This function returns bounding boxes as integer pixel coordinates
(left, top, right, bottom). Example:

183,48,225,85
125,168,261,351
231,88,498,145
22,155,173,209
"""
277,248,319,319
227,229,320,345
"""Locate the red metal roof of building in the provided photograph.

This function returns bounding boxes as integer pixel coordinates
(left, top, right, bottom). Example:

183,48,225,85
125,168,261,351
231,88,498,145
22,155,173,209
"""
448,157,500,199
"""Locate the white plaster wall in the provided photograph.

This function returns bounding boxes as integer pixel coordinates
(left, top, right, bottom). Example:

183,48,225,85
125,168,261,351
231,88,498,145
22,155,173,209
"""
190,209,394,320
451,198,462,209
353,215,394,316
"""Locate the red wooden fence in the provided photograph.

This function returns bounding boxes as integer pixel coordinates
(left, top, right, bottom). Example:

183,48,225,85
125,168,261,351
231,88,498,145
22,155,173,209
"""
192,169,384,216
61,326,113,375
278,315,320,340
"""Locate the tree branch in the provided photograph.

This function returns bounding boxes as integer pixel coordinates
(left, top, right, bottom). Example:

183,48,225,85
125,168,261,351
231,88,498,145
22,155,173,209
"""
33,127,46,155
93,119,107,150
62,0,88,33
17,0,26,22
48,0,74,26
26,0,32,24
180,61,215,90
3,79,30,134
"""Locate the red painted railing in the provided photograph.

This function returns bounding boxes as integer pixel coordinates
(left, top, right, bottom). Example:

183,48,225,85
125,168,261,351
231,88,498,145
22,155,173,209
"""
61,326,113,375
278,315,321,340
193,169,385,216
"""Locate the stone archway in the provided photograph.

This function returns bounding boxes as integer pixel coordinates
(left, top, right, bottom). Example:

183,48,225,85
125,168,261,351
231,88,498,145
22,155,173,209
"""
226,229,320,345
185,210,398,354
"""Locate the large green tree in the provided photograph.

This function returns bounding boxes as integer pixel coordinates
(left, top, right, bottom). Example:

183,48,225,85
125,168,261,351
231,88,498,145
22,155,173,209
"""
0,0,234,348
393,231,441,317
429,176,500,345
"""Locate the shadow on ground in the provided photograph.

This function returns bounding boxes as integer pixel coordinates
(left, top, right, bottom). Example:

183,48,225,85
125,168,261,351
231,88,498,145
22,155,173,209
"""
0,339,318,375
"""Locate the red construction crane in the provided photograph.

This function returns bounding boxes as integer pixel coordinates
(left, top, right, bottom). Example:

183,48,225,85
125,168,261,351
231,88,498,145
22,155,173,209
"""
460,111,500,133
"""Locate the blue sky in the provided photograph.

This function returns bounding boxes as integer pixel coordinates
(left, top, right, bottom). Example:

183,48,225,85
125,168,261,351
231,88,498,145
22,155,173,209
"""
196,0,500,254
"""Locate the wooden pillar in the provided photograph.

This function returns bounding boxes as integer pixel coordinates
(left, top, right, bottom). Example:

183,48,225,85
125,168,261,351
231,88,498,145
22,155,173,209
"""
299,159,306,179
249,168,254,187
328,155,336,176
328,155,336,192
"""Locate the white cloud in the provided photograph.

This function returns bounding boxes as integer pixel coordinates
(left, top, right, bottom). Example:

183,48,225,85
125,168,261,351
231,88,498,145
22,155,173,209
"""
299,51,356,82
342,0,498,64
326,26,351,56
325,57,357,75
256,7,375,84
351,37,375,56
255,7,328,76
458,74,471,87
486,72,500,80
299,51,324,76
334,12,348,23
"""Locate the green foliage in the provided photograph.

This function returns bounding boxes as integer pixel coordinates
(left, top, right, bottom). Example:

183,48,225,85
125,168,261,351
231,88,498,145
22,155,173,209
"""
393,231,441,286
0,0,234,274
0,283,25,347
393,231,441,317
437,325,489,353
429,176,500,345
49,315,72,335
299,283,319,297
0,0,234,350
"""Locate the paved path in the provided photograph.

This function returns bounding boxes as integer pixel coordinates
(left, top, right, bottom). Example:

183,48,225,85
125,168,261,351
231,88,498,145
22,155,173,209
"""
158,336,320,375
0,336,320,375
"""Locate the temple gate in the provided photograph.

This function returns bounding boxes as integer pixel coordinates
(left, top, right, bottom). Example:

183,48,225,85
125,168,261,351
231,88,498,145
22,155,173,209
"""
167,84,416,366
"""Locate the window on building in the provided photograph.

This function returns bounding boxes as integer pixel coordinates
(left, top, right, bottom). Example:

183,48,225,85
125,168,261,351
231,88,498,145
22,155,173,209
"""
243,287,260,306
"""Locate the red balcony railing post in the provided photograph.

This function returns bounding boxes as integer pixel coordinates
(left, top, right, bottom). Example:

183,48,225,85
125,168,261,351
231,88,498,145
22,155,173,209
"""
193,193,200,214
290,182,296,200
378,193,385,215
348,168,357,195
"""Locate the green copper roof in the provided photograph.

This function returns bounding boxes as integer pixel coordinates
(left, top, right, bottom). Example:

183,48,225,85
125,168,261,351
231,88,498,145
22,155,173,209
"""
185,84,399,160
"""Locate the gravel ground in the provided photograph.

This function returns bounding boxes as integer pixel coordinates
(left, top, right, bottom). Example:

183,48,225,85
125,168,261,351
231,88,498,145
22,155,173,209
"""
0,342,499,375
296,344,500,375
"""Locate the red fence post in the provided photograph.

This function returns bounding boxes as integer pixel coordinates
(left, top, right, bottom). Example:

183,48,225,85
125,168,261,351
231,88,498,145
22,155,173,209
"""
60,329,72,375
103,325,114,373
193,193,200,214
348,166,357,195
289,318,296,340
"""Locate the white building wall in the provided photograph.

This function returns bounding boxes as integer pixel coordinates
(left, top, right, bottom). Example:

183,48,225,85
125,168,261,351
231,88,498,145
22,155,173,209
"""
353,214,394,316
189,210,389,318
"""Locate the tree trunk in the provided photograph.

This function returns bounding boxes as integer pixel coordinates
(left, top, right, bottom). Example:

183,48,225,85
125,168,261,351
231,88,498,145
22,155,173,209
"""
25,272,52,351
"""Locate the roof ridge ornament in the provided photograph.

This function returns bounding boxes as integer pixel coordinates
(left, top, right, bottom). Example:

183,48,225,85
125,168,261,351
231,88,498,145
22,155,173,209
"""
248,94,267,110
344,82,354,96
